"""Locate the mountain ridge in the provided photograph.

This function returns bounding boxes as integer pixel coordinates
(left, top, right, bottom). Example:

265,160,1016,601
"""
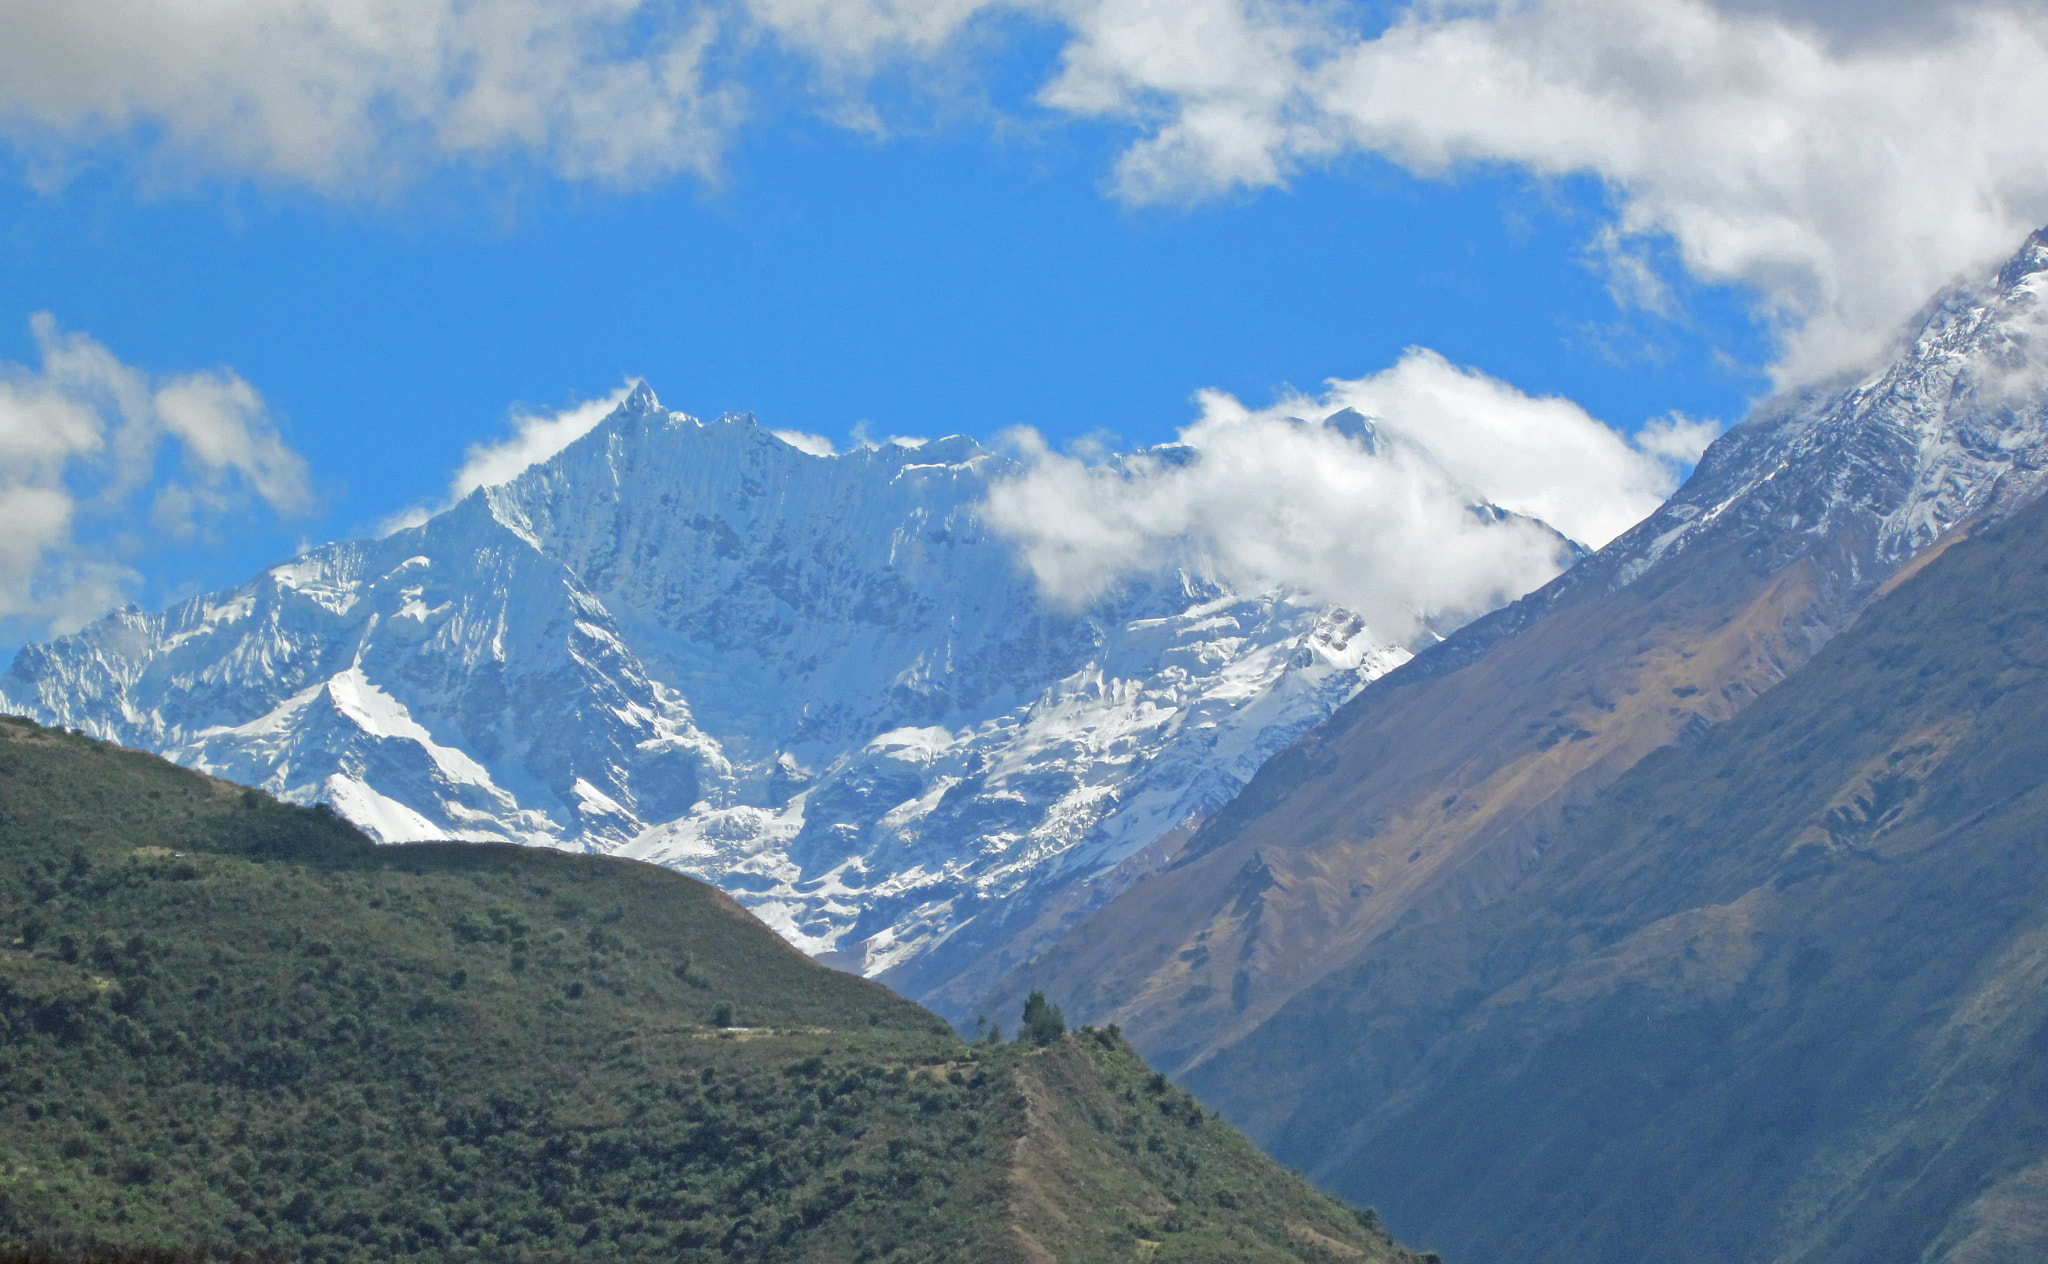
980,221,2048,1076
1187,453,2048,1264
0,396,1563,1011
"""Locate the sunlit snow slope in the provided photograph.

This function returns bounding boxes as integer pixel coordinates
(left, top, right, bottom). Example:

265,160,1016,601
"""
2,390,1570,1000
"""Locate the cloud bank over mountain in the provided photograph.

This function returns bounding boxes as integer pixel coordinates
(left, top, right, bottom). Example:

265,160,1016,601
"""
0,314,311,637
983,350,1702,637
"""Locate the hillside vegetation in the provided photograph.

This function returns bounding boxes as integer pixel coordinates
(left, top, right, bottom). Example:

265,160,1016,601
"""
0,716,1420,1264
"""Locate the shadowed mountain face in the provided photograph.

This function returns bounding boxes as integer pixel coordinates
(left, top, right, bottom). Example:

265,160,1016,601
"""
1191,473,2048,1264
980,227,2048,1078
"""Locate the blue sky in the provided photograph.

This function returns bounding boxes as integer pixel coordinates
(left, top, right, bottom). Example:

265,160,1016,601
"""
3,0,2046,653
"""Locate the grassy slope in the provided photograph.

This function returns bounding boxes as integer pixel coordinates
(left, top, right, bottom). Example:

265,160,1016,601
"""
0,717,1417,1264
1187,485,2048,1263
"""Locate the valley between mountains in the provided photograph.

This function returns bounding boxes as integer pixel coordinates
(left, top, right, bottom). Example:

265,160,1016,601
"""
10,220,2048,1264
996,229,2048,1263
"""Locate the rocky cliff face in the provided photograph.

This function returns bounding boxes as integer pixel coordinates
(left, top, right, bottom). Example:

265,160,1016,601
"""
2,394,1549,998
982,227,2048,1075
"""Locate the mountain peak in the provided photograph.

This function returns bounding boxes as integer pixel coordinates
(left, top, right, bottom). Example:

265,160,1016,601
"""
1996,223,2048,291
2,405,1460,992
1323,407,1383,454
978,221,2048,1102
616,379,662,417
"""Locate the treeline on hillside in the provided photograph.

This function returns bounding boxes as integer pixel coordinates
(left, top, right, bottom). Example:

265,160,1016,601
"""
0,716,1424,1264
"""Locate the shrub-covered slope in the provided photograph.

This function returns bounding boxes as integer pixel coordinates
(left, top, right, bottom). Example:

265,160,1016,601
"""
1189,449,2048,1262
0,716,1418,1264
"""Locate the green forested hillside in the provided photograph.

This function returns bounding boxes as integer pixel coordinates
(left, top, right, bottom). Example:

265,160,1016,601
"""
0,716,1419,1264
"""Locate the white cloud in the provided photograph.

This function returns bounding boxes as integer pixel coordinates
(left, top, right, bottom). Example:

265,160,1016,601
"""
981,348,1698,641
1026,0,2048,385
0,0,739,191
0,314,311,634
849,420,929,449
771,428,839,456
736,0,2048,385
381,380,638,533
1311,349,1709,549
1717,0,2044,44
449,383,640,499
745,0,1003,66
12,0,2047,387
154,370,315,513
1630,412,1722,466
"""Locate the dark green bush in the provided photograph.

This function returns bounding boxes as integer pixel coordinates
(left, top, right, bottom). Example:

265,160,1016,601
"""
1020,991,1065,1046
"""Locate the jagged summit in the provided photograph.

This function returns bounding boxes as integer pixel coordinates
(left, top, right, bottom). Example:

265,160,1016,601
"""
1,388,1558,999
1995,224,2048,290
1631,221,2048,577
980,222,2048,1086
1322,407,1382,453
1399,221,2048,687
612,377,662,417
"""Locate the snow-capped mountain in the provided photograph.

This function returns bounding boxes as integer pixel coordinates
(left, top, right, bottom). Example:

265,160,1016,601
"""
1399,227,2048,694
1615,229,2048,586
979,224,2048,1079
2,394,1556,990
1133,232,2048,1264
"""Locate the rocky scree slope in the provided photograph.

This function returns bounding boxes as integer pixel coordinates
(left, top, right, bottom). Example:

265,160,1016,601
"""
0,397,1558,1013
984,225,2048,1077
1194,451,2048,1264
0,716,1426,1264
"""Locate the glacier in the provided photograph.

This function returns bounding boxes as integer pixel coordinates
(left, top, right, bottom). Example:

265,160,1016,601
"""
1,388,1565,1000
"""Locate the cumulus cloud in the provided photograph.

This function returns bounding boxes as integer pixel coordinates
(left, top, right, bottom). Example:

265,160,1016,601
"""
740,0,2048,385
12,1,2048,385
0,0,738,190
981,348,1701,641
0,313,312,634
1309,349,1714,548
381,381,638,533
1027,0,2048,384
1716,0,2041,45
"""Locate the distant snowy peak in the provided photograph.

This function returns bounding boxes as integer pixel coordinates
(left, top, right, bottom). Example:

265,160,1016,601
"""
1335,228,2048,700
5,490,729,849
1612,227,2048,588
1,387,1568,985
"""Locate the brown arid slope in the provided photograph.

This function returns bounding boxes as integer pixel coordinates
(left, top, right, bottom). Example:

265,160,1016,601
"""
982,536,1828,1074
980,226,2048,1078
1185,460,2048,1264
